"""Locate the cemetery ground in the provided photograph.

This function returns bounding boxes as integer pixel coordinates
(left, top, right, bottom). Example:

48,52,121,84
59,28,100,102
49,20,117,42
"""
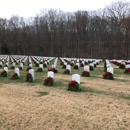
0,60,130,130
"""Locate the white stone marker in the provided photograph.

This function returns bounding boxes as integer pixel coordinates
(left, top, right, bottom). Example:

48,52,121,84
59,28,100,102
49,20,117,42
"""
52,64,56,68
107,67,114,74
66,65,71,73
12,62,15,67
39,64,43,69
20,62,23,69
29,69,34,80
84,65,89,72
15,68,20,77
76,63,80,68
29,63,32,68
72,74,80,84
126,64,130,69
4,67,8,73
47,71,54,79
0,61,2,66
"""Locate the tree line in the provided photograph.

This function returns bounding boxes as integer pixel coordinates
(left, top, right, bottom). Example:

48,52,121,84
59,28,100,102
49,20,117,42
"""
0,1,130,59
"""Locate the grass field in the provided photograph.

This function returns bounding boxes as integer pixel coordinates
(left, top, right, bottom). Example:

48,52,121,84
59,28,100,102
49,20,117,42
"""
0,59,130,130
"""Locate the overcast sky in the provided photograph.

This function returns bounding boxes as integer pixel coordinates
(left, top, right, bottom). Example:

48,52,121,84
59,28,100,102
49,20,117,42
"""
0,0,128,19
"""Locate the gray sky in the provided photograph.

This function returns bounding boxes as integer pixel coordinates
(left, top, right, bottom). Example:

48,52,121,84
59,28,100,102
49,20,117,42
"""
0,0,127,19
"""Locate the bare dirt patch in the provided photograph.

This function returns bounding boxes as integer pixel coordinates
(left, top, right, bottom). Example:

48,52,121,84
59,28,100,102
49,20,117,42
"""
0,75,130,130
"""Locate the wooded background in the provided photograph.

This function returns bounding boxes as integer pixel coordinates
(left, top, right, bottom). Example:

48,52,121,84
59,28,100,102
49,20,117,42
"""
0,1,130,59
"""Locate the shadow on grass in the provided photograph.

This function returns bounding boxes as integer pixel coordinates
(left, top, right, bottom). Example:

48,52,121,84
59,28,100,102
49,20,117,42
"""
81,87,109,95
119,95,130,100
36,91,49,97
113,78,129,82
81,86,130,100
53,80,67,88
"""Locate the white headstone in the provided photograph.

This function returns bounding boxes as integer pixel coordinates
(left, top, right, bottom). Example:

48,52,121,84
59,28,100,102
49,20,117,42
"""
84,65,89,72
72,74,80,84
39,64,43,69
0,61,2,66
12,62,15,66
29,63,32,68
72,61,74,64
44,62,47,65
29,69,34,80
126,64,130,69
52,64,56,68
106,63,111,68
82,61,85,65
64,62,67,66
76,63,80,68
66,65,71,71
94,61,96,65
107,67,114,74
4,67,8,73
36,61,39,65
47,71,54,79
20,62,23,69
15,68,20,77
77,59,79,62
90,63,94,67
6,62,9,67
121,61,125,65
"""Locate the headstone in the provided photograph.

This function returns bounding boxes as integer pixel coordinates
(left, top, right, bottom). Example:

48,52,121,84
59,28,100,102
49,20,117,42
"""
0,61,2,66
44,62,47,66
36,61,39,65
4,67,8,73
52,64,56,68
90,63,94,68
29,69,34,80
66,65,71,73
29,63,32,68
126,64,130,68
107,67,114,74
12,62,15,66
72,74,80,84
47,71,54,79
106,63,111,68
84,65,89,72
64,62,67,66
5,62,9,67
72,61,74,64
122,61,125,65
39,64,43,69
20,62,23,69
76,63,80,68
82,61,85,65
15,68,20,77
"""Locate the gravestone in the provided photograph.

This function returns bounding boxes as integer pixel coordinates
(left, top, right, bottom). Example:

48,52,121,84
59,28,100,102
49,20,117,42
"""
126,64,130,69
72,74,80,84
4,67,8,73
84,65,89,72
39,64,43,69
12,62,15,67
29,69,34,80
47,71,54,79
76,63,80,68
20,62,23,69
66,65,71,73
107,67,114,74
29,63,32,68
15,68,20,77
0,61,2,66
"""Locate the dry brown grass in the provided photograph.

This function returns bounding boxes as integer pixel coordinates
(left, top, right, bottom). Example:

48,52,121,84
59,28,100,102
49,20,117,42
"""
0,74,130,130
